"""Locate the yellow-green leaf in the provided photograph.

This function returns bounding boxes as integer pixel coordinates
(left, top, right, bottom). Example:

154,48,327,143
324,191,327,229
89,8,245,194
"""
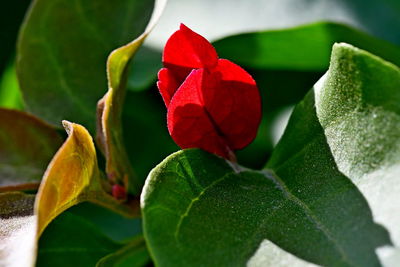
96,0,167,195
35,121,139,236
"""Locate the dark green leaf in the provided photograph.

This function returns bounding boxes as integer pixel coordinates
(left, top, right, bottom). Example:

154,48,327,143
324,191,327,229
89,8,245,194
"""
122,90,178,183
213,22,400,71
37,212,122,267
17,0,155,132
214,22,400,168
97,237,150,267
38,203,150,267
127,46,162,92
142,147,389,266
142,43,400,266
68,202,142,242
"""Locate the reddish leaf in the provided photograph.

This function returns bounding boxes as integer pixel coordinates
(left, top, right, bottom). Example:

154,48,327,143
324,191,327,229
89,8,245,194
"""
158,25,261,159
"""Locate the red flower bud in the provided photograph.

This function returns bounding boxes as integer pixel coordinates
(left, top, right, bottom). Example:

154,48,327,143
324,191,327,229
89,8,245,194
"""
157,24,261,159
112,184,126,200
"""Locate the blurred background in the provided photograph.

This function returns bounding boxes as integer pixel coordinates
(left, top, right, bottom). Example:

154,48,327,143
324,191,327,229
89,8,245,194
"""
146,0,400,48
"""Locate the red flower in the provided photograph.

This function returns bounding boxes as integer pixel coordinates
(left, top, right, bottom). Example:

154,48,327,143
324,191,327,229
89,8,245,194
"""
157,24,261,160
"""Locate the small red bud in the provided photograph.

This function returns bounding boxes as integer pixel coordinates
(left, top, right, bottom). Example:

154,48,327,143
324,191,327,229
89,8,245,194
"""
112,184,126,200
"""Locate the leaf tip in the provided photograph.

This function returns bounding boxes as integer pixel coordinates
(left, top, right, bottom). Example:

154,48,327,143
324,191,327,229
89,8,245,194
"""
61,120,73,135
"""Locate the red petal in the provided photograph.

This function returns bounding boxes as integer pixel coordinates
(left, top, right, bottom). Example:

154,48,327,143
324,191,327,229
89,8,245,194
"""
206,59,261,150
163,24,218,84
167,61,261,158
157,68,179,107
167,69,231,158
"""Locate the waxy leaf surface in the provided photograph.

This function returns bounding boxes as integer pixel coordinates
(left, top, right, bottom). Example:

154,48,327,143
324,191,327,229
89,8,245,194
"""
17,0,155,132
158,24,261,159
0,108,62,191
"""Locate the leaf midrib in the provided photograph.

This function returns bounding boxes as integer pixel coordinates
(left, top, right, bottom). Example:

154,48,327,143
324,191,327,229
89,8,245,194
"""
172,161,354,266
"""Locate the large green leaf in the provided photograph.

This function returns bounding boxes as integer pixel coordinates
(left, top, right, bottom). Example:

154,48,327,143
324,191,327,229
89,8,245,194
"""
213,22,400,71
141,43,400,266
17,0,155,132
313,43,400,265
142,147,388,266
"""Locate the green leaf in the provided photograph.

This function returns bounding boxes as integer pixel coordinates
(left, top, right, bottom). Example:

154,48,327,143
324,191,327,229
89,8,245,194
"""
0,192,37,267
122,90,178,184
96,0,167,195
68,202,143,242
37,211,122,267
142,147,389,266
17,0,155,132
213,22,400,71
96,237,150,267
213,22,400,168
37,203,151,267
127,46,162,92
0,108,62,192
142,43,400,266
313,43,400,265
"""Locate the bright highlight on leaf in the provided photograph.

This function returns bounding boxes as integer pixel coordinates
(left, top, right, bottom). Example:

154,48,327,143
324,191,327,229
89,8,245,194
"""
157,24,262,160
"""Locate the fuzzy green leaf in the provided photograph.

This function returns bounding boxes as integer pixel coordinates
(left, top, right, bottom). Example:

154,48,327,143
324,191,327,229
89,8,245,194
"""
313,43,400,265
142,43,400,266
